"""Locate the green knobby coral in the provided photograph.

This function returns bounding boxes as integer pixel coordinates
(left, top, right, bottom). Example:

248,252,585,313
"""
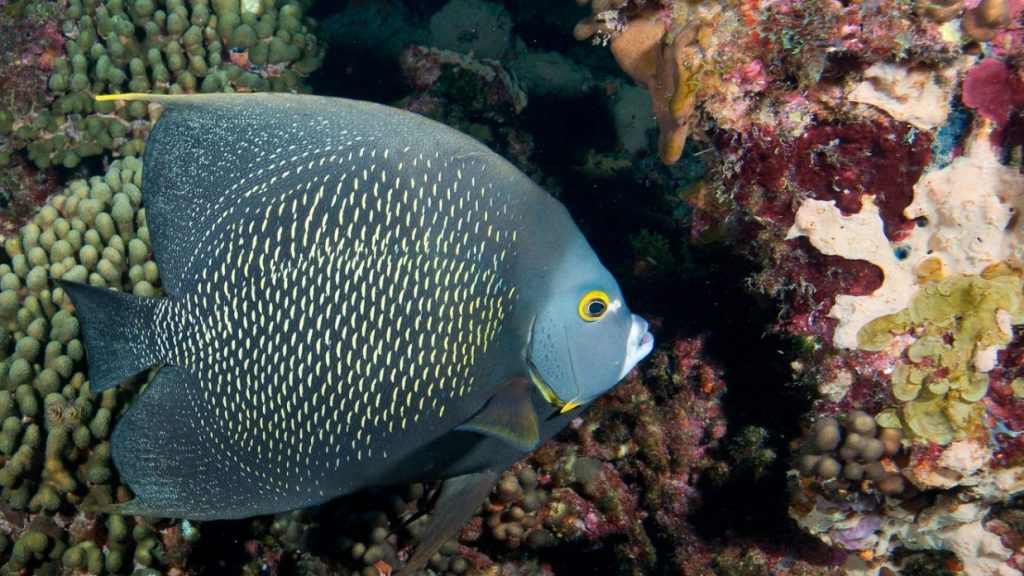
859,268,1024,444
3,0,323,170
0,157,191,573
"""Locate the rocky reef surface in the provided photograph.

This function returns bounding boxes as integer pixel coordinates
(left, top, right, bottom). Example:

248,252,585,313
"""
1,0,1022,574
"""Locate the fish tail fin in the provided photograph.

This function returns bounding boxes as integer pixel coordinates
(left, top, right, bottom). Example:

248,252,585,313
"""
58,280,164,393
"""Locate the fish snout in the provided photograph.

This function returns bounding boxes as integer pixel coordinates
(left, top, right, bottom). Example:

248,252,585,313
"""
619,315,654,379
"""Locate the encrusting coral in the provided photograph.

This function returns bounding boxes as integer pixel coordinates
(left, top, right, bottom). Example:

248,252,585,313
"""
0,0,1020,572
756,111,1024,572
786,127,1024,351
792,438,1024,576
781,120,1024,568
572,0,957,165
846,61,959,132
861,268,1023,444
603,0,1024,566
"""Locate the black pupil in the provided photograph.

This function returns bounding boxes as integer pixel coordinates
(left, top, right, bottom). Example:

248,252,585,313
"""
586,299,606,316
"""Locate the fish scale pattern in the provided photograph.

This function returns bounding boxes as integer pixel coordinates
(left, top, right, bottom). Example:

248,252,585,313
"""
155,143,522,499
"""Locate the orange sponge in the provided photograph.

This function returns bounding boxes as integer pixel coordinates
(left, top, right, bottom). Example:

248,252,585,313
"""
607,13,701,164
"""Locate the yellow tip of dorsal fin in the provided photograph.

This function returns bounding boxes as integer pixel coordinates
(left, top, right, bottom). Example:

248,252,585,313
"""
94,92,255,106
95,93,159,102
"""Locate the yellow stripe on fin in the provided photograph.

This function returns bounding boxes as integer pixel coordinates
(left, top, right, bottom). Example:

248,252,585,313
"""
94,93,155,102
559,398,583,414
94,92,252,104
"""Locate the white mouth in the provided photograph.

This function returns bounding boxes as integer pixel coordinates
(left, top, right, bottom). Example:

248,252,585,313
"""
619,315,654,379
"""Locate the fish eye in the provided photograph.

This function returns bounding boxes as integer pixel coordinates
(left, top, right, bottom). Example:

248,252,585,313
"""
578,290,610,322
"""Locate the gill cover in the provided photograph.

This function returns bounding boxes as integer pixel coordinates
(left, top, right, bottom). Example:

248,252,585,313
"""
528,239,638,409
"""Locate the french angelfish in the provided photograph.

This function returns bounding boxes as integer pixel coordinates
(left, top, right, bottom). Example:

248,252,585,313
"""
61,93,654,572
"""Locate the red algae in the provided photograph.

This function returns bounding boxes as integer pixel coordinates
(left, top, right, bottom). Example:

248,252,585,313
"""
790,122,931,242
716,121,931,240
987,336,1024,466
963,58,1024,125
0,5,63,119
704,120,933,336
963,58,1024,148
0,155,57,239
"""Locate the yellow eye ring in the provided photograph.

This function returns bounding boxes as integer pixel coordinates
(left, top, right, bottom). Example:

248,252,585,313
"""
578,290,610,322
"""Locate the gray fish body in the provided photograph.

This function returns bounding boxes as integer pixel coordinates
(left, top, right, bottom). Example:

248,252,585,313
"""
63,94,652,522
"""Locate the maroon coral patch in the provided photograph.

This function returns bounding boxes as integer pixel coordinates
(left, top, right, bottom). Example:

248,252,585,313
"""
963,58,1024,126
789,122,931,242
708,119,931,336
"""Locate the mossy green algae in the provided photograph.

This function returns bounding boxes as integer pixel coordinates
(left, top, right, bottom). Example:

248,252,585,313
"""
859,267,1024,444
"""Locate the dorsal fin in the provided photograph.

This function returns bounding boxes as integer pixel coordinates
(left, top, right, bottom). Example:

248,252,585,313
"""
99,92,483,296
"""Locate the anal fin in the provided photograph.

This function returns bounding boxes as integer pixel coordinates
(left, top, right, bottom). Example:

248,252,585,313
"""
110,365,274,520
395,471,498,576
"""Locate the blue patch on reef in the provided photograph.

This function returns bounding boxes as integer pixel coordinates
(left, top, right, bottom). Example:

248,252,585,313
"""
930,101,970,169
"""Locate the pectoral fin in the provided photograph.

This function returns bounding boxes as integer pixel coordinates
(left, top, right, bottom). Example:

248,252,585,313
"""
395,471,498,576
455,377,539,451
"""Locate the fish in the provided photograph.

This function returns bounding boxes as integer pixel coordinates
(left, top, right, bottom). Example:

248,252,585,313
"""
61,92,654,572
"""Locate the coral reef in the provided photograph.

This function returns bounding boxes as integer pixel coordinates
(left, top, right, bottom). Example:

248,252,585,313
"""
0,156,194,573
0,157,58,241
788,128,1024,350
574,0,958,164
561,0,1024,572
0,1,65,166
521,337,730,574
575,0,711,165
200,337,835,575
399,45,528,121
794,411,906,496
862,269,1023,444
1,0,323,172
792,437,1024,576
0,0,1020,572
777,126,1024,570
